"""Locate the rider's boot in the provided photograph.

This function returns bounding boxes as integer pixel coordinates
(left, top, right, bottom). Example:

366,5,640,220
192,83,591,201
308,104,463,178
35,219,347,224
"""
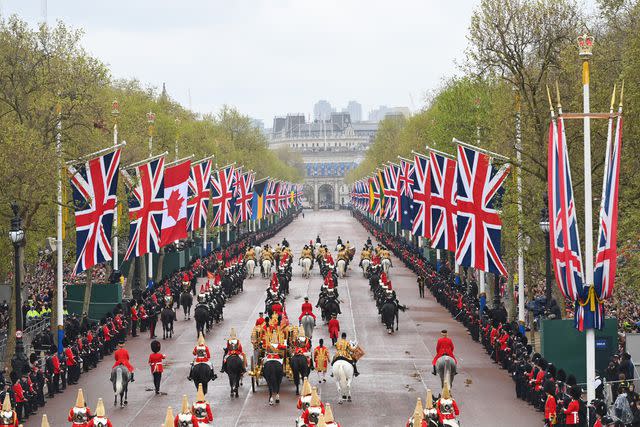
353,362,360,377
187,364,194,381
130,372,135,382
220,360,227,373
432,365,437,376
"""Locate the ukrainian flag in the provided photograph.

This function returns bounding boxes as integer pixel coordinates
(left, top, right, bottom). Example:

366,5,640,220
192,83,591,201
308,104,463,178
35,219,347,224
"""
251,179,267,220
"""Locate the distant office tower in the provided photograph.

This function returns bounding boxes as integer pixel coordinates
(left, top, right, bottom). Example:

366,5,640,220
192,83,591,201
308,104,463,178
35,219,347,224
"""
345,101,362,122
313,100,332,121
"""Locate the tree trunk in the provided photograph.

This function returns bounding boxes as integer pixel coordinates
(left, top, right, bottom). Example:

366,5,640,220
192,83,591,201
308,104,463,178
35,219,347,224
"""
124,259,135,300
137,255,146,293
5,285,16,368
155,247,165,284
82,266,92,316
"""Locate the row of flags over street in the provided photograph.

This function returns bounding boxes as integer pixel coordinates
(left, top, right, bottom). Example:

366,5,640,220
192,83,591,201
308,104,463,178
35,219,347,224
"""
350,143,511,278
68,150,303,275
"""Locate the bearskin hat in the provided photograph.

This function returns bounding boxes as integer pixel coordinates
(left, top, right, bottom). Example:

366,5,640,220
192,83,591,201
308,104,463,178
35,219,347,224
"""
151,340,161,353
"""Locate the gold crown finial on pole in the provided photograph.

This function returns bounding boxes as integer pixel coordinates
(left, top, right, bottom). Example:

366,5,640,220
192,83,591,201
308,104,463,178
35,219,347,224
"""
546,85,554,113
577,33,594,58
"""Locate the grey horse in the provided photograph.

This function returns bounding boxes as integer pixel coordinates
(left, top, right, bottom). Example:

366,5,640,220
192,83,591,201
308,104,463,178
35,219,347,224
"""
110,365,130,407
300,314,315,341
436,355,457,389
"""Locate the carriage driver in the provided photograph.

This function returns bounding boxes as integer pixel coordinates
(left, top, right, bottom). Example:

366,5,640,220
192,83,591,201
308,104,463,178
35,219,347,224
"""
333,332,359,377
432,330,457,375
188,333,211,381
113,340,135,382
220,328,246,374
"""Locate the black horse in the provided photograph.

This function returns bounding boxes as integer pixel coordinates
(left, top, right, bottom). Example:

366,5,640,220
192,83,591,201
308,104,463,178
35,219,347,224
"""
289,353,310,396
179,291,193,320
194,304,210,337
225,354,244,398
381,301,399,333
321,299,340,322
262,360,284,405
192,362,216,394
160,307,175,339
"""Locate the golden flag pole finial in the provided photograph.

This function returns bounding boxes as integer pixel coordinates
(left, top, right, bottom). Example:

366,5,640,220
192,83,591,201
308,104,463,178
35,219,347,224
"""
546,85,554,114
555,81,562,109
619,81,625,108
610,84,617,111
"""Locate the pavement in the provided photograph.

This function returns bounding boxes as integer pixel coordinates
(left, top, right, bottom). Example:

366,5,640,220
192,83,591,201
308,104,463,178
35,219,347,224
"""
30,210,541,426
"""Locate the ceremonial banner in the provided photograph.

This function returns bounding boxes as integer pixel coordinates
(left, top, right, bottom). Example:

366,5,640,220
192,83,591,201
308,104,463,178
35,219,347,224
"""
410,154,430,238
211,164,236,227
160,160,190,246
455,145,510,276
68,149,121,274
429,151,457,251
383,164,401,222
265,179,278,215
251,178,268,220
399,158,417,231
124,156,165,260
187,159,212,231
234,171,254,224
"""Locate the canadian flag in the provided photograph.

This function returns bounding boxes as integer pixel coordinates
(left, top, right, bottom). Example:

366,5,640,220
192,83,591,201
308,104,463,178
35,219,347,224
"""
160,160,190,246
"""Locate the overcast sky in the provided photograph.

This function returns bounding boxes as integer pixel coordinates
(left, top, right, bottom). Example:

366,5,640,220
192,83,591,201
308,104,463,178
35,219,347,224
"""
0,0,480,125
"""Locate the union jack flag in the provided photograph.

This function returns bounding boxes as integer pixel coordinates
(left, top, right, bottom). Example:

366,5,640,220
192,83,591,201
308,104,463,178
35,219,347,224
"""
296,184,304,207
68,149,121,274
594,104,623,302
278,181,289,212
265,180,278,215
455,145,510,276
383,163,401,222
187,159,212,231
123,156,165,261
234,171,254,224
411,153,430,238
211,164,236,227
429,151,457,251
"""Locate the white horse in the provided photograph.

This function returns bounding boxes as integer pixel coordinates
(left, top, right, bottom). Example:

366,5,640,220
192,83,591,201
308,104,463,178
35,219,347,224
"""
314,242,321,252
337,259,347,278
245,259,256,278
361,259,370,277
381,257,392,275
301,257,312,278
254,245,262,260
262,259,272,278
331,360,354,403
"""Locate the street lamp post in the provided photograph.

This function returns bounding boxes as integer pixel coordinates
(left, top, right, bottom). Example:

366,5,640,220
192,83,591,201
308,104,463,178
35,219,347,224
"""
539,195,552,305
9,202,28,377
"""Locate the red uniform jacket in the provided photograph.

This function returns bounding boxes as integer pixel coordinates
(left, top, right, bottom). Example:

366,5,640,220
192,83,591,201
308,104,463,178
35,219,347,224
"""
102,325,111,341
544,395,557,422
299,302,316,321
0,410,18,426
436,399,459,422
12,383,25,403
139,305,148,320
88,418,113,427
328,318,340,339
65,347,76,366
534,369,545,391
113,348,134,372
255,317,265,326
192,401,213,423
51,353,61,374
432,336,457,366
226,342,244,357
301,405,326,425
131,307,139,321
68,406,92,427
271,303,283,315
148,352,166,373
564,399,580,425
193,345,211,363
87,331,93,344
174,414,199,427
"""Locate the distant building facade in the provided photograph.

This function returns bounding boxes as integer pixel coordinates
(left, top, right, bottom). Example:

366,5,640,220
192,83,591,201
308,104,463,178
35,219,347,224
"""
313,100,333,121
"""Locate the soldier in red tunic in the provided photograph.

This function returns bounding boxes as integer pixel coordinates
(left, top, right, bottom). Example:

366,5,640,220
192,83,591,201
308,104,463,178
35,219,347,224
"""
0,394,18,427
87,398,113,427
221,328,246,374
563,386,581,425
68,389,92,427
328,314,340,346
544,381,557,426
112,341,135,381
298,297,317,322
130,301,139,337
192,384,213,427
174,395,199,427
148,340,166,394
405,398,427,427
431,330,457,375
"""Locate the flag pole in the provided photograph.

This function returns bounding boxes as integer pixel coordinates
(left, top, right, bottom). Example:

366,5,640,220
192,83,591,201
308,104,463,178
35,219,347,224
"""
578,33,596,404
112,101,120,274
147,111,156,284
55,102,64,354
515,90,526,333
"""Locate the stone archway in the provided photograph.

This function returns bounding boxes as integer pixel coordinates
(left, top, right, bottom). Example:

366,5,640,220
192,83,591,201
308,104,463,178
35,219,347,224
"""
318,183,334,209
303,184,314,208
